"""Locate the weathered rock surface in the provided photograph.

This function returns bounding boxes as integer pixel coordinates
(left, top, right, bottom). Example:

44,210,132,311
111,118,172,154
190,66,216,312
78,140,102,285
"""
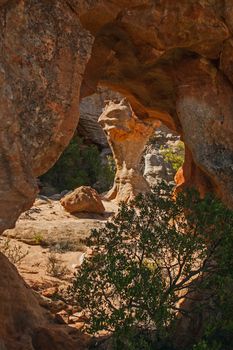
79,0,233,209
80,90,181,189
2,196,117,287
1,0,233,229
79,87,122,147
61,186,105,214
0,252,90,350
1,1,233,349
0,0,93,233
143,126,181,186
4,197,115,247
99,99,158,202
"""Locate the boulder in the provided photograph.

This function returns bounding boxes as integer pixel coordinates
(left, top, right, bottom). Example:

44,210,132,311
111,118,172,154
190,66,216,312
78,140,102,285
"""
60,186,105,214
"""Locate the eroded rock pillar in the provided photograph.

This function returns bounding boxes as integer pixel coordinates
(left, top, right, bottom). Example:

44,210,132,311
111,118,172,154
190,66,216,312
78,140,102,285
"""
98,99,158,203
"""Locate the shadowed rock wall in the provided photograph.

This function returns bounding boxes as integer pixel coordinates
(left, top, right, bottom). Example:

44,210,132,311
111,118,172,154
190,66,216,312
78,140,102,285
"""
79,87,122,148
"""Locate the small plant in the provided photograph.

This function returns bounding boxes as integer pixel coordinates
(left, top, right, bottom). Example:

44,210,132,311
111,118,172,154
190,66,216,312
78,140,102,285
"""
0,238,28,265
160,141,184,172
46,252,68,279
34,233,44,245
193,340,221,350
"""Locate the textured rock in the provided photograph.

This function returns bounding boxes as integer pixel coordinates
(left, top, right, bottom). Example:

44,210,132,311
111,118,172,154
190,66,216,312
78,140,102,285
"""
60,186,105,214
175,59,233,205
175,145,213,198
79,87,122,147
1,0,233,229
98,99,158,202
81,0,233,208
0,252,90,350
1,1,233,348
0,3,93,346
143,126,181,186
0,0,92,232
3,198,114,247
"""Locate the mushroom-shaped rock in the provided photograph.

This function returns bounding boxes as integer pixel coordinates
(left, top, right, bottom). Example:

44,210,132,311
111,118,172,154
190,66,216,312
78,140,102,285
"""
98,99,159,203
60,186,105,214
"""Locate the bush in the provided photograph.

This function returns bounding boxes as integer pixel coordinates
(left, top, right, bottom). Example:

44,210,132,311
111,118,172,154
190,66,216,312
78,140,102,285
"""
192,234,233,349
96,155,116,193
41,135,100,191
160,141,184,172
41,135,114,192
70,182,233,349
0,238,28,265
46,251,68,279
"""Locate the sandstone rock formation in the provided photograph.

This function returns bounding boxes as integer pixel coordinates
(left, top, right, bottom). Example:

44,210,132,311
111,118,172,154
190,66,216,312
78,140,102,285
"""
80,90,182,190
1,0,233,232
1,1,233,348
79,87,122,148
98,99,158,202
143,126,181,186
80,0,233,208
0,0,93,233
4,196,116,248
61,186,105,214
0,2,93,346
0,252,90,350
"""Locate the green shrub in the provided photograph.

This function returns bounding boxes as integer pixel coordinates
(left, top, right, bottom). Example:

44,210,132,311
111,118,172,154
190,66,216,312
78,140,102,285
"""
41,135,114,192
192,231,233,349
160,141,185,172
96,155,116,193
70,182,233,349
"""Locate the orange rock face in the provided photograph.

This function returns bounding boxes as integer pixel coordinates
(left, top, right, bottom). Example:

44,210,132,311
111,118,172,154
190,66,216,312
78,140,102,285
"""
80,0,233,208
60,186,105,214
1,1,233,348
98,100,158,202
0,253,90,350
0,0,93,232
175,146,213,198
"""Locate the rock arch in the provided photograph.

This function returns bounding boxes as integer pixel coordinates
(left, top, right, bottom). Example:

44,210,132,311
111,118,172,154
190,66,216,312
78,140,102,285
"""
1,1,233,348
1,0,233,233
80,0,233,208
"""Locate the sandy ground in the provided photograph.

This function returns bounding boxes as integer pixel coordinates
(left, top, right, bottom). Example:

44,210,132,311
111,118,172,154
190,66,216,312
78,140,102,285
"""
1,197,118,291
